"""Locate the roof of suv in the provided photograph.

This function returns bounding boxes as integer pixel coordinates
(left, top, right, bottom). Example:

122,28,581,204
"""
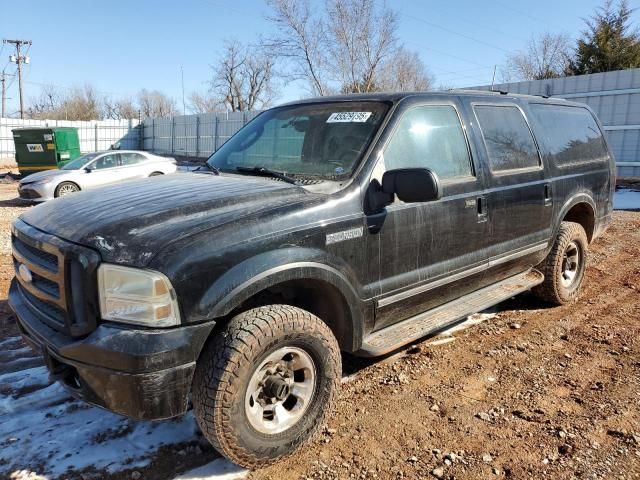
280,90,578,107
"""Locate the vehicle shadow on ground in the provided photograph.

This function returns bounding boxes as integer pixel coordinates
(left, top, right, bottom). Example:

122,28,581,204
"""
0,197,33,208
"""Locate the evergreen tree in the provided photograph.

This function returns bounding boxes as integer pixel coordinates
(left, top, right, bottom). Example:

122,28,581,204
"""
568,0,640,75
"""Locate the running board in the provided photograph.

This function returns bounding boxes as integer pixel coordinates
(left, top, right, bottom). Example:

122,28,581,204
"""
357,270,544,357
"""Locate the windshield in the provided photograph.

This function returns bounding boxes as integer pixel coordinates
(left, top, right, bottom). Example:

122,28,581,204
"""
61,152,100,170
207,101,389,179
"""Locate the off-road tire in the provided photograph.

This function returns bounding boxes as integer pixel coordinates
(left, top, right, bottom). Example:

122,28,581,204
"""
192,305,341,468
54,181,80,197
534,221,588,305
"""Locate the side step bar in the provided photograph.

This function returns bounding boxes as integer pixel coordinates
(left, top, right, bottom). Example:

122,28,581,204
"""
357,270,544,357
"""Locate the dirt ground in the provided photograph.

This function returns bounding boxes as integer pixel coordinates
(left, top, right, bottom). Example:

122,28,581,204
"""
0,181,639,480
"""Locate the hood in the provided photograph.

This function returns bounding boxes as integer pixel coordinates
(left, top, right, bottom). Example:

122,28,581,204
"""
20,169,70,184
20,173,314,266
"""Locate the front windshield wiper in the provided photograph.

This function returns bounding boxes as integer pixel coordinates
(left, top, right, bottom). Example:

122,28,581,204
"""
200,163,220,175
235,166,298,185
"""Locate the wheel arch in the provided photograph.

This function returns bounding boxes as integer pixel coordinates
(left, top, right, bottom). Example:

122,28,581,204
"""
556,194,597,243
200,257,365,352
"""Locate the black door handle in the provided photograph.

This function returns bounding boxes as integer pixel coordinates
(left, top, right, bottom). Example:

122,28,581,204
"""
477,196,488,222
544,184,552,206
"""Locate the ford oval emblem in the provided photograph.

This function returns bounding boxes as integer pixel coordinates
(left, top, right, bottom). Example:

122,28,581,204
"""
18,264,33,283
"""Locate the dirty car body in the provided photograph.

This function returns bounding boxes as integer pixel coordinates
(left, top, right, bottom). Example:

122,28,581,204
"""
9,91,615,466
17,150,177,201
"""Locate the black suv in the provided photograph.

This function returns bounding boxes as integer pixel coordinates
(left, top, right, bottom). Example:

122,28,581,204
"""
9,91,614,467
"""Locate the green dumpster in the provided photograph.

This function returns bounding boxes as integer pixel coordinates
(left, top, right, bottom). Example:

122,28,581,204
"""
12,127,81,176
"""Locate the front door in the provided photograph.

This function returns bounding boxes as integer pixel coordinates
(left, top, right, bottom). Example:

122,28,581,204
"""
82,153,126,189
367,100,490,331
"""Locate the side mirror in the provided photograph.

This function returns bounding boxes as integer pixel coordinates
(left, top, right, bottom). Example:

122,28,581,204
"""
382,168,442,203
84,167,93,173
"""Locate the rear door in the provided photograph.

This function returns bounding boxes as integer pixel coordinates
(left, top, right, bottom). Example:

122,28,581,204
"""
119,152,153,179
467,99,552,280
367,99,490,330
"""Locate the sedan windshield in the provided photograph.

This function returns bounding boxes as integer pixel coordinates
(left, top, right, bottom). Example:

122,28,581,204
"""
61,152,100,170
207,102,389,179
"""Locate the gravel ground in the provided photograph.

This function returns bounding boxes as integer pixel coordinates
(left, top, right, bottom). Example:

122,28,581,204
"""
0,182,638,480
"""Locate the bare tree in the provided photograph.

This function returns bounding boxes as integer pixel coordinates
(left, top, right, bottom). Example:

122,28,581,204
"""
27,84,63,119
503,33,573,81
188,91,219,113
210,40,277,112
27,84,101,120
265,0,330,95
265,0,427,95
379,47,433,92
104,96,139,120
328,0,398,93
137,89,178,118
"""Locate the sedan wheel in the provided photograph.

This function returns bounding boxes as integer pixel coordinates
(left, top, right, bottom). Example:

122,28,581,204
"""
55,182,80,197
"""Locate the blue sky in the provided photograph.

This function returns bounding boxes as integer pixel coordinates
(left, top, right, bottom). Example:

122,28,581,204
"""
1,0,639,115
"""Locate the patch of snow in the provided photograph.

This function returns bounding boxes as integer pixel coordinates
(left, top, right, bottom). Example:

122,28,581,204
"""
438,312,498,337
614,189,640,210
173,458,248,480
0,366,199,478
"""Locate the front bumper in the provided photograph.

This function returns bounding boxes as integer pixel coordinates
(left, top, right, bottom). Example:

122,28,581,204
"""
18,182,53,201
9,279,215,420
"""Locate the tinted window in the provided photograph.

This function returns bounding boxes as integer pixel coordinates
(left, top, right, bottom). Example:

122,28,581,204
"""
529,104,608,166
383,105,472,179
474,105,540,172
121,152,146,166
92,153,119,169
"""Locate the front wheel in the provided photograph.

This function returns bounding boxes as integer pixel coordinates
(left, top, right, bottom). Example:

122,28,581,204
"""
533,221,588,305
55,181,80,197
192,305,341,468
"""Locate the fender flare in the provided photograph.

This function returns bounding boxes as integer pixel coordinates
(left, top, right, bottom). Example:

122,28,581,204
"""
197,248,365,351
553,192,597,242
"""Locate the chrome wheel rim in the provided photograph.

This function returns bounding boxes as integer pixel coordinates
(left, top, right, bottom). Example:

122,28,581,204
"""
561,241,580,287
58,184,77,196
244,346,316,434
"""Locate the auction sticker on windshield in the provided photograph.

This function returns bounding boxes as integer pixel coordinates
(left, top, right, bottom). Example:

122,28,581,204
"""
327,112,372,123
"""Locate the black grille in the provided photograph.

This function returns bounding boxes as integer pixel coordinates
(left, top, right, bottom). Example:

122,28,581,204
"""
12,220,101,337
18,188,42,200
12,235,58,272
20,287,66,327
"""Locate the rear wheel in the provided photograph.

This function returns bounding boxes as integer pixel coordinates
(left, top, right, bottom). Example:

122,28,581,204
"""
55,182,80,197
192,305,341,468
533,221,588,305
149,171,163,177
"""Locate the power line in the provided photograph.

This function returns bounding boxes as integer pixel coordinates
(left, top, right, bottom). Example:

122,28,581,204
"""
402,13,513,54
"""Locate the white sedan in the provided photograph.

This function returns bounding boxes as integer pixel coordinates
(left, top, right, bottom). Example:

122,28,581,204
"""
18,150,177,201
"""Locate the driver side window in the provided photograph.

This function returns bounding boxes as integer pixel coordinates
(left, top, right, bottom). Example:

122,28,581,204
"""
92,153,120,170
383,105,473,180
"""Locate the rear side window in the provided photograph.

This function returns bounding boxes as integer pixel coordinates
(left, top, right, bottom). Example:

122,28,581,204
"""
529,104,609,166
474,105,540,172
383,105,472,179
121,153,147,166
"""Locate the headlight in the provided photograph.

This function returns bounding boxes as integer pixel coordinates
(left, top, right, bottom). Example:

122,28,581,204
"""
98,264,181,327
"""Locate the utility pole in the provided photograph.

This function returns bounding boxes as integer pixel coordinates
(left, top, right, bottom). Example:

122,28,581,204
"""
1,70,8,118
4,39,32,119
